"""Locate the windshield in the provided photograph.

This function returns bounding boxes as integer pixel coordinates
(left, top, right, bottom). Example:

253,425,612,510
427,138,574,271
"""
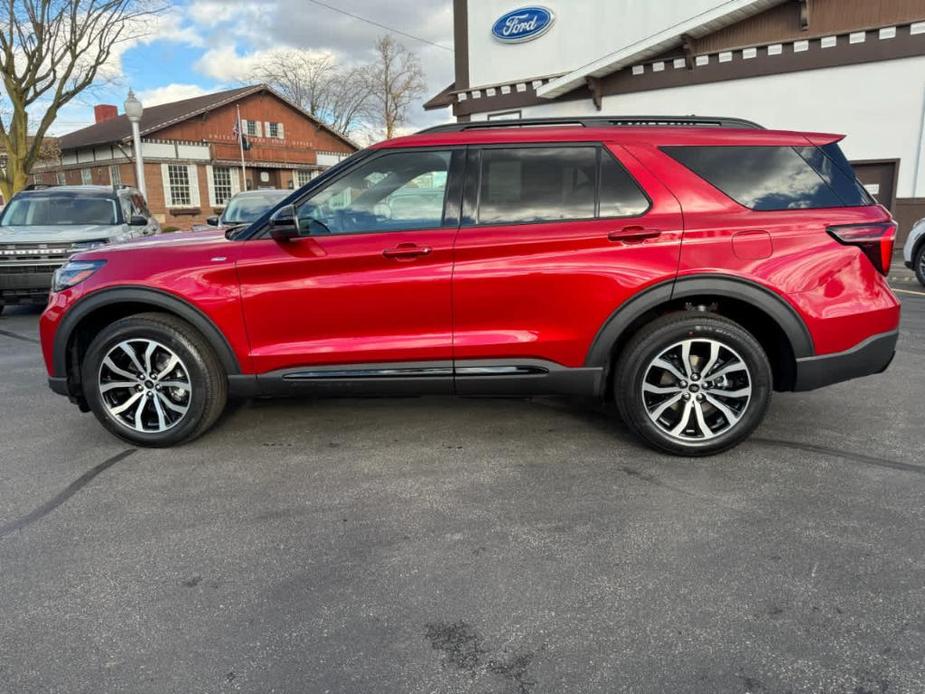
1,196,118,226
222,192,288,223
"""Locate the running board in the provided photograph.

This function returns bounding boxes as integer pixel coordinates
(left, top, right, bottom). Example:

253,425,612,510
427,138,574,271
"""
241,360,604,398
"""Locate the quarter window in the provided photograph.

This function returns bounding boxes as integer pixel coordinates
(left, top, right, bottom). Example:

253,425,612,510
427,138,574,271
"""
662,145,873,211
167,164,191,206
296,150,453,234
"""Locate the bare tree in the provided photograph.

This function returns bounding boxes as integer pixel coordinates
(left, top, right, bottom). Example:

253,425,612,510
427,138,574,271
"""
364,35,425,140
254,49,369,136
0,0,160,200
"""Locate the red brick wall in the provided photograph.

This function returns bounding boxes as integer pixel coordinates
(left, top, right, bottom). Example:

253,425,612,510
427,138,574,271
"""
156,90,356,166
32,90,355,229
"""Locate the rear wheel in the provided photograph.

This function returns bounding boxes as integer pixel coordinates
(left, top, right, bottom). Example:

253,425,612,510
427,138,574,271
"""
81,312,227,447
614,312,772,456
915,245,925,287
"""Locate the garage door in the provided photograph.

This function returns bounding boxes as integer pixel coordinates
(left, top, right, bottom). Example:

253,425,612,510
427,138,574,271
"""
852,161,897,211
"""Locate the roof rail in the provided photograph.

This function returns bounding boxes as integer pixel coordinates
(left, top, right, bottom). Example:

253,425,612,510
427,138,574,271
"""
22,183,58,191
418,115,764,134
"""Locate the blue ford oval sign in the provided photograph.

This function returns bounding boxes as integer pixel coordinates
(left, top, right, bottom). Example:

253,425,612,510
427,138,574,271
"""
491,6,555,44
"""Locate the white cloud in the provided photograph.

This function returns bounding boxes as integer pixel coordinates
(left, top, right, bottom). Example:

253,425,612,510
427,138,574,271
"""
95,7,206,83
137,83,210,106
194,44,337,83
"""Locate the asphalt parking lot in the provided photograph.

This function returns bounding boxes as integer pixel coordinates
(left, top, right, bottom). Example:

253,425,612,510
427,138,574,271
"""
1,275,923,694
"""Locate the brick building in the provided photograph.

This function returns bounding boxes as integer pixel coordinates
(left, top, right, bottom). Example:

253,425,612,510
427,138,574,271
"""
33,84,357,228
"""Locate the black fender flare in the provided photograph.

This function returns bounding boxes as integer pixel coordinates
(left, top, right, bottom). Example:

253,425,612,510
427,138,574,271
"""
584,275,814,368
53,286,242,378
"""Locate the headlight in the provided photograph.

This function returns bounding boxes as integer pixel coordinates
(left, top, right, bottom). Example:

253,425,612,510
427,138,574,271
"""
71,239,110,251
52,260,106,292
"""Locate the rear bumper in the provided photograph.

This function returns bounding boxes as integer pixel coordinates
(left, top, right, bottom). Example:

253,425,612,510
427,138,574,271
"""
793,330,898,391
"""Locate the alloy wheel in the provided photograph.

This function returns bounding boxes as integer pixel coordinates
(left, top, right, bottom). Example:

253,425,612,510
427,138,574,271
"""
97,339,192,433
641,338,752,442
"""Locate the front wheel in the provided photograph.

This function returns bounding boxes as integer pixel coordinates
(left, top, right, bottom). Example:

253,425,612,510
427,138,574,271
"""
614,312,772,456
81,312,227,447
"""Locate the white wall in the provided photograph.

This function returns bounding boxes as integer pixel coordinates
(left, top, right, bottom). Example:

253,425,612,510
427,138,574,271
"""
480,57,925,198
467,1,743,87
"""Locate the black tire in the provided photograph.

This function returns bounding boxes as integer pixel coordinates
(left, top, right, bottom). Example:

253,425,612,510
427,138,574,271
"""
81,312,227,447
915,244,925,288
614,312,772,457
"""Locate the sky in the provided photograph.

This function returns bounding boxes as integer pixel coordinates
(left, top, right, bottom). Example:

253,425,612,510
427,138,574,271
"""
50,0,456,137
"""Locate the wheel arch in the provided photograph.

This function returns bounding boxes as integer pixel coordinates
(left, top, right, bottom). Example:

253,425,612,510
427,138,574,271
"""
53,287,241,390
585,275,814,393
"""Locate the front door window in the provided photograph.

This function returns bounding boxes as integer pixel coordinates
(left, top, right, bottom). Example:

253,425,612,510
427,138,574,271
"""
296,151,452,235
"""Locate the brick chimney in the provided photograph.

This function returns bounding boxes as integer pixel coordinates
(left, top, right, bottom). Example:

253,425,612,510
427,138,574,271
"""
94,104,118,124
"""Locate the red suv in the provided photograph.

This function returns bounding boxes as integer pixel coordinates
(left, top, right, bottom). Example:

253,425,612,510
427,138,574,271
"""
39,116,900,455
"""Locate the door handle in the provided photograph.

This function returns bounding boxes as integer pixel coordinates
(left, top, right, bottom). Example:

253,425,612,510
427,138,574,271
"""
608,226,661,243
382,243,432,260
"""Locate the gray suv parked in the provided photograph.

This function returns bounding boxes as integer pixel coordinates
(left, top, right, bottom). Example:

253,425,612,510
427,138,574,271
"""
0,185,159,311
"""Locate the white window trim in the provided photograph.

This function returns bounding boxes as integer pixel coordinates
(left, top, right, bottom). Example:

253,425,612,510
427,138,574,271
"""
161,163,201,208
206,165,241,207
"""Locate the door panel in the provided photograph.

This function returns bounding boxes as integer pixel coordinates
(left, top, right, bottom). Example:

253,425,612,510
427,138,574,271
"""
236,230,456,374
235,148,462,377
452,144,684,370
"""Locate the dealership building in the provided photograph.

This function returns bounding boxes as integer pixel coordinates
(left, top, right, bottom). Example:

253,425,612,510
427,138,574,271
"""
426,0,925,245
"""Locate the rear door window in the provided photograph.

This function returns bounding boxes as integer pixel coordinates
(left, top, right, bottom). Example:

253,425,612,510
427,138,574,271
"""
474,146,649,225
662,145,874,211
477,147,597,224
599,149,650,217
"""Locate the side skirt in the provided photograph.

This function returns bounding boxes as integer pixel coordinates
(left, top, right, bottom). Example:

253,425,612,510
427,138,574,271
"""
239,360,604,398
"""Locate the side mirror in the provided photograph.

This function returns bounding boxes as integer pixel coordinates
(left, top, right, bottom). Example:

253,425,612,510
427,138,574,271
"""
206,215,220,226
129,215,148,226
268,204,301,242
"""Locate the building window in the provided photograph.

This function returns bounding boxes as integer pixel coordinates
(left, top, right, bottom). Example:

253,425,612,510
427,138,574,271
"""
167,164,192,206
487,110,522,120
294,170,315,187
245,119,260,137
109,165,121,186
267,122,285,139
56,171,65,185
81,168,92,185
212,166,233,205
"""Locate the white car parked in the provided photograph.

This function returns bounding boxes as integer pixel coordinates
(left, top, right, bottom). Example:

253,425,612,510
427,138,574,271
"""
903,217,925,287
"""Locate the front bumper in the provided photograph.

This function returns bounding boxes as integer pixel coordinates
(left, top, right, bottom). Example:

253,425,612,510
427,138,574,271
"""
793,330,898,391
0,262,65,303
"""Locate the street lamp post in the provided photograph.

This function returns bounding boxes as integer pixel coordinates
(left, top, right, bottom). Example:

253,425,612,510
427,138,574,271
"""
124,89,145,197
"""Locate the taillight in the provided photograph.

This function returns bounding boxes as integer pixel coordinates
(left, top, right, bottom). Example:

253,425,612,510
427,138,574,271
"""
826,223,896,275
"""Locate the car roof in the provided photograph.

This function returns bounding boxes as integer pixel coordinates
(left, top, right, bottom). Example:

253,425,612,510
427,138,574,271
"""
376,126,844,150
233,189,289,197
15,185,138,199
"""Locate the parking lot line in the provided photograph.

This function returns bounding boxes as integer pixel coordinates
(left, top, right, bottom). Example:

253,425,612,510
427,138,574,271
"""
894,288,925,297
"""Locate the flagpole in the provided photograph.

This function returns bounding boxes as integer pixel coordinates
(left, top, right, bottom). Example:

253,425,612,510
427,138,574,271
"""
236,104,247,190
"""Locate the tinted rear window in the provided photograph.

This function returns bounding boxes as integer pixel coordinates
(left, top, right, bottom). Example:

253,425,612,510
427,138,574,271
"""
662,145,874,211
476,146,649,225
599,150,650,217
478,147,597,224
